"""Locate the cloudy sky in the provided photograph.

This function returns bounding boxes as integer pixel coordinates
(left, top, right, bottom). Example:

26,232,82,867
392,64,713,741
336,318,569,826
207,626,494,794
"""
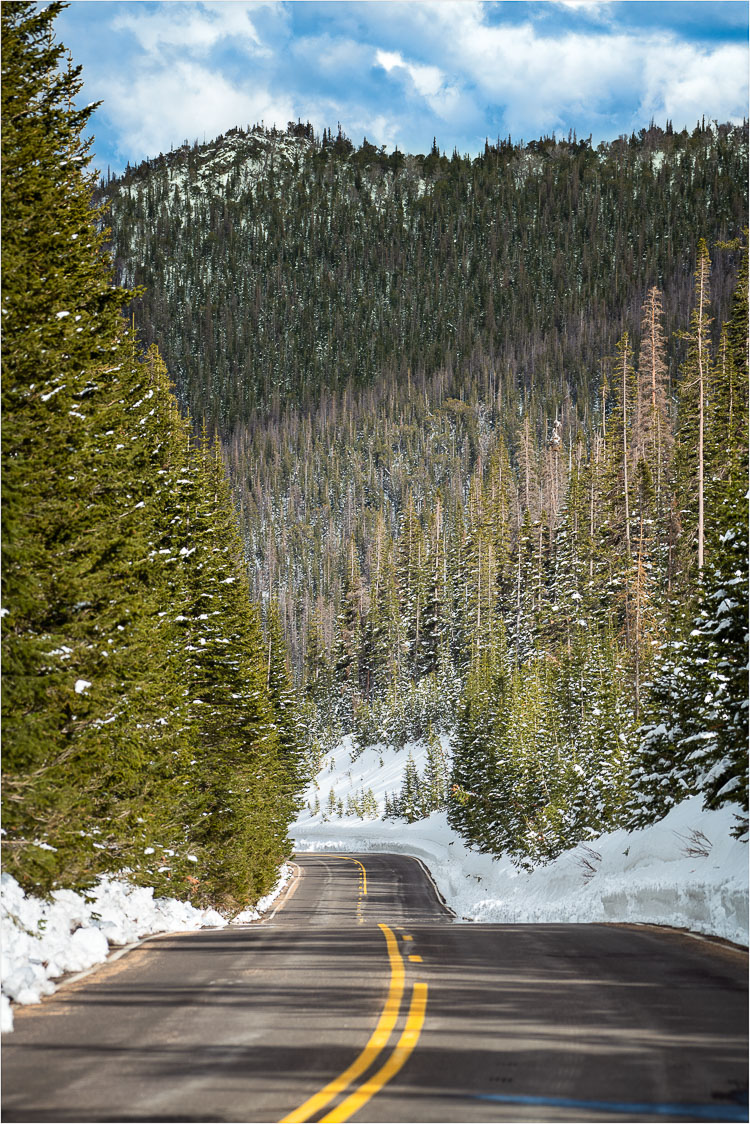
56,1,748,174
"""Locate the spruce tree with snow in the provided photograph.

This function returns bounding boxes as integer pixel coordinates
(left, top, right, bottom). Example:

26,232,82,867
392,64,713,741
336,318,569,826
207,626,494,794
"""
264,599,308,803
1,6,301,905
333,538,364,700
359,598,391,701
628,239,748,836
399,753,423,823
423,730,449,813
2,3,186,889
448,653,508,853
628,475,748,836
684,500,748,833
508,509,537,662
673,239,714,590
397,494,427,677
634,286,672,551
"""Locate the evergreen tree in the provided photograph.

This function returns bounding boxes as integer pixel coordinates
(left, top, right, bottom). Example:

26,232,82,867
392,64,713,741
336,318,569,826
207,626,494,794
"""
635,287,672,522
627,502,748,839
334,538,364,692
303,616,334,706
2,3,180,888
397,494,427,675
172,433,292,907
399,752,423,823
423,729,449,813
265,599,307,807
689,488,748,834
2,7,300,906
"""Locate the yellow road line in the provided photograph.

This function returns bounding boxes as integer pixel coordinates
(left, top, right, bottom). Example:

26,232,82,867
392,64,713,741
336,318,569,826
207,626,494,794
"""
278,923,403,1123
339,856,367,895
408,955,423,963
336,857,367,925
304,854,368,895
320,982,429,1123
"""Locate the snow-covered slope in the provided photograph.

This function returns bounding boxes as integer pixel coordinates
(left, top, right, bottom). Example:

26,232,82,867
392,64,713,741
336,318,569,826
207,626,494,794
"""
293,736,749,947
112,124,314,204
299,734,440,820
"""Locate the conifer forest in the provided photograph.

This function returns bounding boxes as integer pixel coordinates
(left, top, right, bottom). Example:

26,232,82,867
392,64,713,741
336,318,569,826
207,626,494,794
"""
2,2,748,909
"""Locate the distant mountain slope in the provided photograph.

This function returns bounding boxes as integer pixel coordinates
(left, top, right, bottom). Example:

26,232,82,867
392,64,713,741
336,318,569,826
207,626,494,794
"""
97,119,748,860
98,119,748,431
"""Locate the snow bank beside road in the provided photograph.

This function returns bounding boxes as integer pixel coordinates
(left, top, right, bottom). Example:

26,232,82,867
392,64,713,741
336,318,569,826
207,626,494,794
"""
1,863,293,1034
295,800,748,945
294,737,748,947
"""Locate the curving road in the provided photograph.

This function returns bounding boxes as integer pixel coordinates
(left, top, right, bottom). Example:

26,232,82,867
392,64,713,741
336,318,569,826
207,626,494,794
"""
2,852,747,1123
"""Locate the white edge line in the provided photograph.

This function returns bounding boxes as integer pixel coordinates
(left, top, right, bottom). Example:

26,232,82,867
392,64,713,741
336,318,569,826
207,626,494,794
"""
411,855,456,919
250,861,302,926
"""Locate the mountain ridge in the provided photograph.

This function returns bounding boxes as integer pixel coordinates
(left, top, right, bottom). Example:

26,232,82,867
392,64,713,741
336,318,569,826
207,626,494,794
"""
98,117,747,429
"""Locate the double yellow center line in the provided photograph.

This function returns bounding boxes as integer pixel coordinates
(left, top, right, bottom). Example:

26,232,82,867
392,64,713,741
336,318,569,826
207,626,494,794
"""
339,856,367,925
280,858,428,1123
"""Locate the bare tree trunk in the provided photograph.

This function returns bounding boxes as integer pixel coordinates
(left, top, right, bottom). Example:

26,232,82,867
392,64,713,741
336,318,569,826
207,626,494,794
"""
696,262,707,575
621,338,631,561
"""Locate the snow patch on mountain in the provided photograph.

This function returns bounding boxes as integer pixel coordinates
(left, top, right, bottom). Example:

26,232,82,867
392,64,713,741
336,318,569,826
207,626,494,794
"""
113,125,313,208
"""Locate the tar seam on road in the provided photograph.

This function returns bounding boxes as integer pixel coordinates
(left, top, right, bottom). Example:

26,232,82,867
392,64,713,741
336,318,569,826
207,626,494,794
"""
337,856,367,896
471,1091,749,1121
324,854,367,924
345,856,367,924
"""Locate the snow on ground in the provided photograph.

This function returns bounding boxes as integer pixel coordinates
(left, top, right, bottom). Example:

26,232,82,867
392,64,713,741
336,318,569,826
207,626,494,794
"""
0,863,293,1034
294,736,749,948
302,734,436,817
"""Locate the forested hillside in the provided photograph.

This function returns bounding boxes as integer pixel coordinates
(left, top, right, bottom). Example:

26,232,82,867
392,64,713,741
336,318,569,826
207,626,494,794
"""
100,119,746,428
98,113,748,865
6,0,745,893
1,3,305,908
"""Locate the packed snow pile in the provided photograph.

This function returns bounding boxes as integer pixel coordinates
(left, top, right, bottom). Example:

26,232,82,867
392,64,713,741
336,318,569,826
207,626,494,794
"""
1,863,293,1034
294,736,749,947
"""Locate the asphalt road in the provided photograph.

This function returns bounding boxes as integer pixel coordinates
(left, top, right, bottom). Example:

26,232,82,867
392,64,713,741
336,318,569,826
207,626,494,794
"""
2,852,747,1124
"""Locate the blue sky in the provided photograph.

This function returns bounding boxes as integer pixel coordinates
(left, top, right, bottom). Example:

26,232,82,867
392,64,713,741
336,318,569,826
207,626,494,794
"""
56,1,749,175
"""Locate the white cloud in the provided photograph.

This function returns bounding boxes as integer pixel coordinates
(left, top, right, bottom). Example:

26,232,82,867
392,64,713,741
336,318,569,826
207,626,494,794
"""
414,8,627,130
550,0,612,15
72,0,748,170
106,60,294,159
309,35,375,77
373,3,748,138
112,1,279,59
374,46,471,131
347,111,401,152
640,42,749,127
93,1,296,163
375,49,445,99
